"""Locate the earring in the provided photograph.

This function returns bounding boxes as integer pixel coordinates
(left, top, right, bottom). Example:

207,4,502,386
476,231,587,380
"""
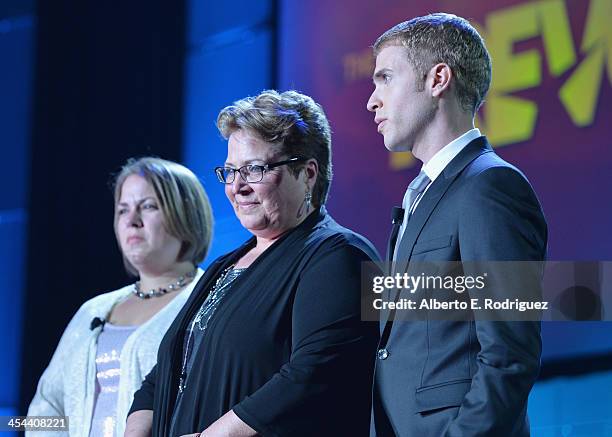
304,191,312,214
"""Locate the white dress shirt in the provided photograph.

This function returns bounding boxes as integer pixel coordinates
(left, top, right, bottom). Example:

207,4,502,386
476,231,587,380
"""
394,128,482,261
414,128,482,212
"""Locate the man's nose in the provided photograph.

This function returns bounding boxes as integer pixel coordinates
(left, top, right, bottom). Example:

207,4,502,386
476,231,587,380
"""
367,91,381,112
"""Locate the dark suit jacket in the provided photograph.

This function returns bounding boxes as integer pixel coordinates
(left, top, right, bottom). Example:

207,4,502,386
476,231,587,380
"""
371,137,547,436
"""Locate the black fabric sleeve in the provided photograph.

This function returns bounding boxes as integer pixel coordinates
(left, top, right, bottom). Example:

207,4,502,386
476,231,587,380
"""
233,240,377,436
446,167,546,436
128,364,157,416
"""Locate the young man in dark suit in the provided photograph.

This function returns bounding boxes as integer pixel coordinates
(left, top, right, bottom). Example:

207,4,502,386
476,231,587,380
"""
367,13,547,436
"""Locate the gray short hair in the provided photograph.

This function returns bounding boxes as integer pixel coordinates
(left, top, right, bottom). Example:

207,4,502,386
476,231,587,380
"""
216,89,333,207
374,13,492,113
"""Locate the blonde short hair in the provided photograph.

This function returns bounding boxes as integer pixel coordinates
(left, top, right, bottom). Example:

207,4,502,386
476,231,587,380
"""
112,157,213,275
374,13,491,114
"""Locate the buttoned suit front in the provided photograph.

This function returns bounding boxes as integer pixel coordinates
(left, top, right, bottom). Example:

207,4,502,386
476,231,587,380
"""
371,136,547,436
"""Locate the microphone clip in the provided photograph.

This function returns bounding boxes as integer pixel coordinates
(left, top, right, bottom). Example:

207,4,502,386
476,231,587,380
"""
391,206,405,225
90,317,106,331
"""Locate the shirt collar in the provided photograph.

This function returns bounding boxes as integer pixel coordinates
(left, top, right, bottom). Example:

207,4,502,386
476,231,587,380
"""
422,128,481,182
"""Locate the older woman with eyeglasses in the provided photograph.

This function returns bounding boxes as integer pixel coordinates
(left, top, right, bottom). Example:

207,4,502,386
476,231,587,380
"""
126,90,379,437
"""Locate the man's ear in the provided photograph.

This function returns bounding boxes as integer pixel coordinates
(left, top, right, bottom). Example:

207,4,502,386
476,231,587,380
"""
428,63,452,97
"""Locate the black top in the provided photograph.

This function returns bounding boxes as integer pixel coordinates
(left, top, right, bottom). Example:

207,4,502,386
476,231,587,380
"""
169,267,245,436
129,208,380,436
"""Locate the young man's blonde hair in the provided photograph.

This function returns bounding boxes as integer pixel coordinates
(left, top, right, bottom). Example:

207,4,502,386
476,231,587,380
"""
374,13,492,114
112,157,213,275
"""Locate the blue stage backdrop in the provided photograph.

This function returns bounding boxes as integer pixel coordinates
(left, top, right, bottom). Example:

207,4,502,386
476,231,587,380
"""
182,0,276,264
0,0,34,422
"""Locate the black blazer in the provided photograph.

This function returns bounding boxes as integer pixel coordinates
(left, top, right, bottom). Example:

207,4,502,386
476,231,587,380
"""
372,137,547,436
130,208,380,436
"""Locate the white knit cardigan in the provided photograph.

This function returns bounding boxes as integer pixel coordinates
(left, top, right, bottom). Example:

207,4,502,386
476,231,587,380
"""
27,269,203,437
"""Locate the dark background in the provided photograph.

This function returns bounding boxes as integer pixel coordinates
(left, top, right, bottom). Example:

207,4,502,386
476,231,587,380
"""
20,0,186,413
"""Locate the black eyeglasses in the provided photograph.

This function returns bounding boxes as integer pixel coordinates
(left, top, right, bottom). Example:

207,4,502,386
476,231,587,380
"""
215,157,307,184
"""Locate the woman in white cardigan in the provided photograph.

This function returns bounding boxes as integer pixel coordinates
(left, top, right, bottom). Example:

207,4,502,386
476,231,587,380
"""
28,157,213,437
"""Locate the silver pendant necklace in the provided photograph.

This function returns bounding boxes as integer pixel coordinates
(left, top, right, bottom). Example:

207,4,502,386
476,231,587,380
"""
178,264,236,393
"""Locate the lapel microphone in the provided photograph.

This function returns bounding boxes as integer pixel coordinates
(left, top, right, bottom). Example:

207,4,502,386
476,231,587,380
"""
90,317,106,331
391,206,405,225
387,206,406,264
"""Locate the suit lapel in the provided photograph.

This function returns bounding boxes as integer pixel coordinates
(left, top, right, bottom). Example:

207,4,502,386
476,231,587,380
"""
394,180,450,274
387,180,452,307
383,137,493,324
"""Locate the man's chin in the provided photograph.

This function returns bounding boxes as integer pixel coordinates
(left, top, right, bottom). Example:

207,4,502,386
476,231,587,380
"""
384,140,412,153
